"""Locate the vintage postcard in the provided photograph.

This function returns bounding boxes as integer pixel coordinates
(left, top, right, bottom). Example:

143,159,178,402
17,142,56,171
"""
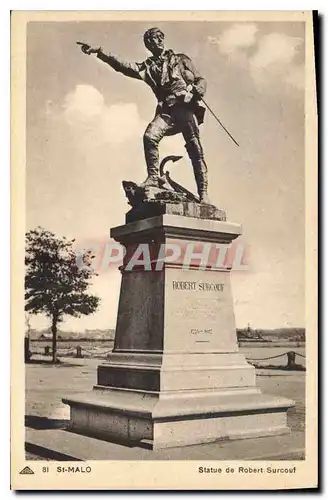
11,10,318,490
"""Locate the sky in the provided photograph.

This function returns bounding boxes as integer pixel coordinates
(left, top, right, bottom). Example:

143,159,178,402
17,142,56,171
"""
26,19,305,331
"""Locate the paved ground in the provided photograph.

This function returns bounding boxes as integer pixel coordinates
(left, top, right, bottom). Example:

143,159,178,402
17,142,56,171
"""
256,371,305,433
26,357,99,422
25,357,305,460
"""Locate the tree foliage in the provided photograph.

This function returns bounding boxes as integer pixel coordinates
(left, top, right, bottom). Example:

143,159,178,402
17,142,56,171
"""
25,227,100,362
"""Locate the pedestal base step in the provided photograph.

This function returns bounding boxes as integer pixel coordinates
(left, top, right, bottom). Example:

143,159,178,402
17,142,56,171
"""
25,427,305,461
63,388,294,450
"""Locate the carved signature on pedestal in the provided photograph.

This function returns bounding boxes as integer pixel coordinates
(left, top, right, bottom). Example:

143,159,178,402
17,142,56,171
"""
191,328,213,343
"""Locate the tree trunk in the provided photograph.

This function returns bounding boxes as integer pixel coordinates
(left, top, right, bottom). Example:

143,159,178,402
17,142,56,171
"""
51,315,58,364
24,336,31,363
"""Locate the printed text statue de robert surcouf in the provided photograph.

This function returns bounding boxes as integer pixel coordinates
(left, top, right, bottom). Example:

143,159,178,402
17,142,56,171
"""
80,28,210,204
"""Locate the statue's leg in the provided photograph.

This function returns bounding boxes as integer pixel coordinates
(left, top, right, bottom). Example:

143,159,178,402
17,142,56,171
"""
175,108,211,204
141,114,172,188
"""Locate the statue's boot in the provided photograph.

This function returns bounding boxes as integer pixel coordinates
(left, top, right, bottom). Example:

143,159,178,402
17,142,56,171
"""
185,140,211,205
139,174,160,189
139,158,160,188
141,135,162,188
139,172,174,191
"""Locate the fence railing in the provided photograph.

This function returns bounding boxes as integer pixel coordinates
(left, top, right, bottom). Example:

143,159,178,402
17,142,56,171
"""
246,350,305,369
28,346,306,370
29,345,113,360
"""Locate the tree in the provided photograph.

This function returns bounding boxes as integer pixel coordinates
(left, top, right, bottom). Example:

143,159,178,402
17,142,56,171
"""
24,313,32,362
25,227,100,363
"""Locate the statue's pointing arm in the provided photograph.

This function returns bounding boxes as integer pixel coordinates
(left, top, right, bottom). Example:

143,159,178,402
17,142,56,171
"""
96,49,144,80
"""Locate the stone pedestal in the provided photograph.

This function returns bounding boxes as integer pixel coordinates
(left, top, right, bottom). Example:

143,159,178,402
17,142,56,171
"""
63,212,294,449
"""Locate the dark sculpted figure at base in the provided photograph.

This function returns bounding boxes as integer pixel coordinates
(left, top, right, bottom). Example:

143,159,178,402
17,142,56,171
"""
79,28,212,206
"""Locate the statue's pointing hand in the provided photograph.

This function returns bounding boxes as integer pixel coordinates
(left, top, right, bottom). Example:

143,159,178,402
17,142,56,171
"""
77,42,100,55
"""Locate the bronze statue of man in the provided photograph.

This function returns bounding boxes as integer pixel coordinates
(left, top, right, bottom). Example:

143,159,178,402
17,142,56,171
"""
79,27,210,204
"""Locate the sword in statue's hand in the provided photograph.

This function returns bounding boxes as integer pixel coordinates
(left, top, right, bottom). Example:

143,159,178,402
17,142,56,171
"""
186,84,240,147
199,96,240,147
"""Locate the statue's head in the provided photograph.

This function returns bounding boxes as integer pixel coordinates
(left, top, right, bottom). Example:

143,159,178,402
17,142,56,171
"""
143,28,165,55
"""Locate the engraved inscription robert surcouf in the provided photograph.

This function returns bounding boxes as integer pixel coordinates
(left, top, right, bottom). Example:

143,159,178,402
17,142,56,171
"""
172,280,224,291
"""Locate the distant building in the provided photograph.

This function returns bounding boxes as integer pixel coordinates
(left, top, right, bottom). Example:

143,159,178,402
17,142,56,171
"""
39,333,52,340
237,326,268,343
